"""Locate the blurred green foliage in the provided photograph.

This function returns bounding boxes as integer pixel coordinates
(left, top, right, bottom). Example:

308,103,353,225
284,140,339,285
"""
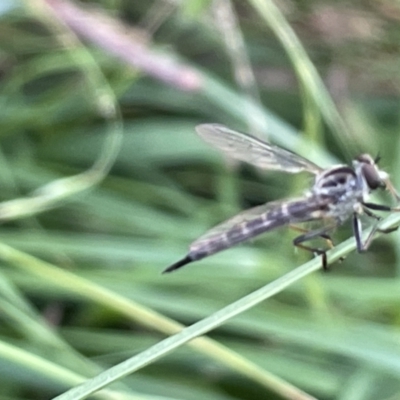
1,1,400,399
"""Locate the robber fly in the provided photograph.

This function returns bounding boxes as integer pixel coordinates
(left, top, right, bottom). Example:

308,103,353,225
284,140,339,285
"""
163,124,400,273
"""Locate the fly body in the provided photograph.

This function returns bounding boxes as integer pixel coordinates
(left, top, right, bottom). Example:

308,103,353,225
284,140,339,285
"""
164,124,400,273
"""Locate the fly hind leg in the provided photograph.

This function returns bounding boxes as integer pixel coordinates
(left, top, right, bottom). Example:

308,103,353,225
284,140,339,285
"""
292,226,336,271
289,225,334,243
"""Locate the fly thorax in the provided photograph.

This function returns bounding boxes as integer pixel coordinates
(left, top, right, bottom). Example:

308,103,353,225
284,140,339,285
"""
313,166,361,202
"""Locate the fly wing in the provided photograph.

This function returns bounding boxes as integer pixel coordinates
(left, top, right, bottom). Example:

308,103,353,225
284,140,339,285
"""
196,123,322,174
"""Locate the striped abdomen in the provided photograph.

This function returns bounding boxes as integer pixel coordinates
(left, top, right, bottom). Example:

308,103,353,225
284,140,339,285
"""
189,198,324,261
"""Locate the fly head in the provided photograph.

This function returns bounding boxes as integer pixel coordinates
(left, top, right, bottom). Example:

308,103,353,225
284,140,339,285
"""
354,154,387,192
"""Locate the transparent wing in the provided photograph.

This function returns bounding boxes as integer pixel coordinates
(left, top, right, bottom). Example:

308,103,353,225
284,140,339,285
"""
196,123,322,174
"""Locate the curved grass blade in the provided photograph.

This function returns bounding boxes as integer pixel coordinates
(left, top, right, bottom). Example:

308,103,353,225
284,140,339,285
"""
51,213,400,400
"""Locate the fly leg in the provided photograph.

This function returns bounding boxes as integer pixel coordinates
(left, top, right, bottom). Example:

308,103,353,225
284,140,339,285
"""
354,204,399,253
363,202,400,233
292,226,336,271
289,224,334,242
363,205,398,234
353,213,381,252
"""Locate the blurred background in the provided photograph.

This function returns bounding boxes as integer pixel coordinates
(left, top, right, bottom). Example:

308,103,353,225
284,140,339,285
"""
1,1,400,399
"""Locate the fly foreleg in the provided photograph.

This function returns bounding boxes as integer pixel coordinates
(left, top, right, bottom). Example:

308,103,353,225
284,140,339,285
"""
354,211,386,252
362,202,399,235
363,202,400,219
355,204,399,253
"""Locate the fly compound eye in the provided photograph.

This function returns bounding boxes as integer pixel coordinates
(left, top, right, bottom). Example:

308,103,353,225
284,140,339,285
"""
362,163,386,190
355,153,386,190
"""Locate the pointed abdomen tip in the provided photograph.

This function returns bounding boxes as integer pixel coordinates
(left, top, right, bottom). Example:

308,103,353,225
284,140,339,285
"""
162,255,193,274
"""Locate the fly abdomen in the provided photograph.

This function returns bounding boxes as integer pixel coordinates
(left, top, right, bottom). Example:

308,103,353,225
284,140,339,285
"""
189,211,291,261
163,198,319,273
